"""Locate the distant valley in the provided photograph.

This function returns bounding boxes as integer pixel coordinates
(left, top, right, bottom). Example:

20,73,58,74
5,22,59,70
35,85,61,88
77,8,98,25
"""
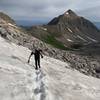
16,20,100,30
94,22,100,29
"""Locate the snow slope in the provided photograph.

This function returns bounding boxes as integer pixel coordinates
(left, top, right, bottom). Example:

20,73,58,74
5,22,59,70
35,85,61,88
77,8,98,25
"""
0,36,100,100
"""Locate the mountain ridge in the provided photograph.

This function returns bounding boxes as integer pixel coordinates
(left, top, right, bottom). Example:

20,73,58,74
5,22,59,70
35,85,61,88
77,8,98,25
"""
0,12,15,24
94,22,100,29
28,9,100,49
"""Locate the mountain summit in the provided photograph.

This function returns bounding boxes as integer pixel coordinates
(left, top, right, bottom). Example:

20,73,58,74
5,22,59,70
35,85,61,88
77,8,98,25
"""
64,9,78,17
48,9,78,25
23,9,100,49
45,9,100,49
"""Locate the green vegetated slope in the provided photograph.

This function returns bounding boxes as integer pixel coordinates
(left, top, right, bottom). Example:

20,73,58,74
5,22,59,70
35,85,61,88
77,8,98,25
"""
42,34,67,50
26,26,68,50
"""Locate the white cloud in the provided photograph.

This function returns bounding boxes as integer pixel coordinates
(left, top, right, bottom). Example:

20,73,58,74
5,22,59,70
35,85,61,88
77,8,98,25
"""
0,0,100,22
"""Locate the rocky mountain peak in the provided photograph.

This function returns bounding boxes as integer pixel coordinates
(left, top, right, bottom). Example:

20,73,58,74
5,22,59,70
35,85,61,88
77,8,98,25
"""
64,9,78,17
48,9,79,25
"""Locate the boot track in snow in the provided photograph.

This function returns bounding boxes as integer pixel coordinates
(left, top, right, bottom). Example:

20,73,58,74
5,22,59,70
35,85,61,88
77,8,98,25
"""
33,69,47,100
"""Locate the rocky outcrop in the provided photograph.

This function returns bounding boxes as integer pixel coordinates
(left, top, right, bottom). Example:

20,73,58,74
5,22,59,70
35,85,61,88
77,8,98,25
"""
0,12,15,24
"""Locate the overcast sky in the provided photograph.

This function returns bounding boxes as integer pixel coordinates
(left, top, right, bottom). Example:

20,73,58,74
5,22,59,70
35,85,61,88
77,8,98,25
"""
0,0,100,25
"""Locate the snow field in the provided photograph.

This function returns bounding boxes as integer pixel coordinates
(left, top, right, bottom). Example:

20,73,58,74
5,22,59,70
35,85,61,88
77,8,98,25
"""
0,37,100,100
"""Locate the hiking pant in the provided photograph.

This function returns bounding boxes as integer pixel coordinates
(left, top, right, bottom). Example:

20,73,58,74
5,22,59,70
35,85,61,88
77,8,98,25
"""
35,58,40,69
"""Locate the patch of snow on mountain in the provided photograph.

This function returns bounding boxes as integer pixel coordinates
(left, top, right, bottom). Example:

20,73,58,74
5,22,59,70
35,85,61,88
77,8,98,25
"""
77,35,87,42
67,28,73,33
0,36,100,100
67,39,73,42
8,23,17,28
87,36,98,42
66,12,69,15
42,27,47,31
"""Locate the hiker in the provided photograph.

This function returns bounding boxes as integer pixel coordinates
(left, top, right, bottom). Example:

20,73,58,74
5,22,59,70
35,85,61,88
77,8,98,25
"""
28,49,43,70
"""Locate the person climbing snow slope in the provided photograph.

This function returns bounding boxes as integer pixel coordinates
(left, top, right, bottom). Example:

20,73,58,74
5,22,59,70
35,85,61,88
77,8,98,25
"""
28,49,43,70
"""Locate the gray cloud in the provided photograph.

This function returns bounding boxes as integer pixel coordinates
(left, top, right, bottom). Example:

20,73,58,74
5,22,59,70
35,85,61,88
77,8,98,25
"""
77,5,100,22
0,0,100,23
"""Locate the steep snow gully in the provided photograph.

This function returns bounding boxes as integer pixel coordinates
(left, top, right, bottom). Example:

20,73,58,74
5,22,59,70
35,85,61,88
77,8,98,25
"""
0,36,100,100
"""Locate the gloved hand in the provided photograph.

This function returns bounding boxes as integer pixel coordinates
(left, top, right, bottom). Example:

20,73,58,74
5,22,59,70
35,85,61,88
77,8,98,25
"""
41,55,43,58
